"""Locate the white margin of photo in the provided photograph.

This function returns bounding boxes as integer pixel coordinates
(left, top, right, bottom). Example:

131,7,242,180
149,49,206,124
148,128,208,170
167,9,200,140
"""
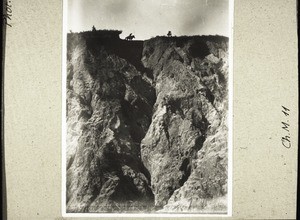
62,0,68,216
61,0,234,217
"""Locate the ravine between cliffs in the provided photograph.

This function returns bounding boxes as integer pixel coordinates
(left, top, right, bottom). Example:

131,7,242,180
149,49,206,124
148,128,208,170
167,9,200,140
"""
66,31,229,213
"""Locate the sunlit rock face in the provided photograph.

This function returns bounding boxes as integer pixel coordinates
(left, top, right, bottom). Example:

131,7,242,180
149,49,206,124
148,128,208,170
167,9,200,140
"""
66,31,229,213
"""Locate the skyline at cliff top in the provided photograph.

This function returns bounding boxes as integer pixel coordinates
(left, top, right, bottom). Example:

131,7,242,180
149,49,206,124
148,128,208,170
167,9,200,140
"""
67,0,229,40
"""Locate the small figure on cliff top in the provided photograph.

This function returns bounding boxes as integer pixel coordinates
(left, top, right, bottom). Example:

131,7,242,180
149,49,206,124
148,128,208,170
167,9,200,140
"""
92,25,96,31
167,31,172,37
125,33,135,40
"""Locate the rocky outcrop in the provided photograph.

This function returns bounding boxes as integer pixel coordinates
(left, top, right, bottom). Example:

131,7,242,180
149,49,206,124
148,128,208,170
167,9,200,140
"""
66,32,229,213
140,37,229,212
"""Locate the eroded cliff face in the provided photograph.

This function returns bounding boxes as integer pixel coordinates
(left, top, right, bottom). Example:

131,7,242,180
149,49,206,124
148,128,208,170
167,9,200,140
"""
66,33,229,213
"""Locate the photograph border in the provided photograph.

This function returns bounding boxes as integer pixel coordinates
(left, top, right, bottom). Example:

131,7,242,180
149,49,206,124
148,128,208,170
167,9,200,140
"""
61,0,234,217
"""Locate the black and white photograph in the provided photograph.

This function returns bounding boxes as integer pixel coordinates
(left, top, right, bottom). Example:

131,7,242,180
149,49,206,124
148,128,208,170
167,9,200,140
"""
63,0,232,215
3,0,299,219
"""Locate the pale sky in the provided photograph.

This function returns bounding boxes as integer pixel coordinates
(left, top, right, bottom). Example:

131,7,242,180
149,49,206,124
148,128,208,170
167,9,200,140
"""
67,0,229,40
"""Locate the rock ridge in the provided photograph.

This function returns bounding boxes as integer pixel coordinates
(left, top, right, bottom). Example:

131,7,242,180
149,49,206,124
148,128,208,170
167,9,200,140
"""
66,32,229,213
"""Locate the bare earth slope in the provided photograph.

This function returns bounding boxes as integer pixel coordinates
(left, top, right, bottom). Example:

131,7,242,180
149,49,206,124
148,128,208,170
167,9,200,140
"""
66,32,229,213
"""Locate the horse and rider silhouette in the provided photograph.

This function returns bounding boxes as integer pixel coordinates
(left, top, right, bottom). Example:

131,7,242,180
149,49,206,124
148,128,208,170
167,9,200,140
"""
125,33,135,40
